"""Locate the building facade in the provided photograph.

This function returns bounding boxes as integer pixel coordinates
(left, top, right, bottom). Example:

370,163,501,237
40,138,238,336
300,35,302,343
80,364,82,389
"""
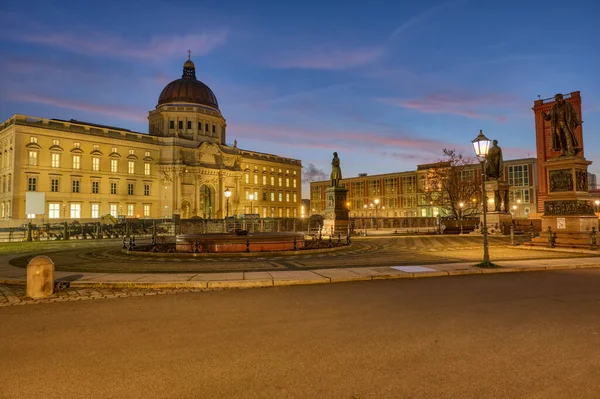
0,57,302,223
310,158,537,220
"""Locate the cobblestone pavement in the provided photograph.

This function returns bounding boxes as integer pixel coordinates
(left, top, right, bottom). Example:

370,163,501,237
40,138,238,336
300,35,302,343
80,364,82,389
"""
0,283,204,307
6,235,591,273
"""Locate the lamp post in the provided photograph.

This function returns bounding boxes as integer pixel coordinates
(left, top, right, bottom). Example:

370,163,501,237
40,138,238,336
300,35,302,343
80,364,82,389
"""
224,188,231,218
472,129,492,267
595,199,599,214
249,194,254,215
374,199,380,230
459,202,464,235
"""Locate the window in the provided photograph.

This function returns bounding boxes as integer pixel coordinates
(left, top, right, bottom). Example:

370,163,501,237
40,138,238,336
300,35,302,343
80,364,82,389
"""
30,136,38,143
109,204,118,218
508,165,529,187
245,173,249,184
51,179,59,192
278,177,282,186
262,175,266,185
169,121,174,129
127,204,134,216
293,193,297,202
51,153,60,168
73,142,80,149
286,193,290,202
143,204,150,217
92,157,100,171
144,163,151,176
128,161,135,174
187,121,192,130
205,123,209,132
144,151,150,157
144,184,150,196
198,122,202,132
70,203,81,218
128,183,134,195
93,145,100,151
48,203,60,219
27,177,37,191
111,159,118,172
52,139,59,146
28,151,38,166
178,121,183,130
278,192,283,202
110,182,117,194
92,181,99,194
286,178,289,187
254,174,258,184
72,180,80,193
293,179,297,188
91,204,99,218
245,190,250,200
271,176,275,186
128,149,134,155
270,192,275,201
111,147,118,153
72,155,81,169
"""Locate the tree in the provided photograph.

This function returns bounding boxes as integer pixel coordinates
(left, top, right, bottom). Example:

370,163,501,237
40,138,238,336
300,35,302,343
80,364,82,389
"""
420,149,481,220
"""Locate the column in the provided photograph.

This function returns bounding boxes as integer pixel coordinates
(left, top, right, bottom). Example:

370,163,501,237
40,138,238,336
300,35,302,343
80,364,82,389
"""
194,175,200,216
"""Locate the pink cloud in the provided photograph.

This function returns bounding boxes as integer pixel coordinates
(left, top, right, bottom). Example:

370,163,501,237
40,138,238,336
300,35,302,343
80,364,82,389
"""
11,93,148,123
266,45,384,70
379,92,513,123
8,30,228,62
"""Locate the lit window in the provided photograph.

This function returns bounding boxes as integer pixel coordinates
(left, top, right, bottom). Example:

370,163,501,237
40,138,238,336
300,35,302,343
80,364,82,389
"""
73,142,80,149
286,178,289,187
143,204,150,217
293,179,297,188
70,203,81,218
52,139,59,146
127,204,134,216
278,192,283,202
144,163,150,176
92,157,100,171
278,177,282,186
51,153,60,168
93,144,100,150
30,136,38,143
270,192,275,201
28,151,38,166
48,203,60,219
293,193,297,202
72,155,81,169
111,147,118,153
129,149,134,155
262,175,266,185
109,204,118,218
111,159,118,172
270,176,274,186
128,161,135,174
245,173,249,184
91,204,99,218
144,151,150,157
254,174,258,184
286,193,290,202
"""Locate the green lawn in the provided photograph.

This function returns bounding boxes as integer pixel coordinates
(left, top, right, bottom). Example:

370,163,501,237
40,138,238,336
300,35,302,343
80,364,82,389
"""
0,239,120,256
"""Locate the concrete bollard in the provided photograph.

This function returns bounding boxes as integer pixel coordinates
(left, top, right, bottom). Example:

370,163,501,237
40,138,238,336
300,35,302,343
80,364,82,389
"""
26,256,55,299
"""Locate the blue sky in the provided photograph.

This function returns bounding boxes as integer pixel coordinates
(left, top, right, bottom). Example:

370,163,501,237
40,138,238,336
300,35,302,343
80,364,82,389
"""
1,0,599,198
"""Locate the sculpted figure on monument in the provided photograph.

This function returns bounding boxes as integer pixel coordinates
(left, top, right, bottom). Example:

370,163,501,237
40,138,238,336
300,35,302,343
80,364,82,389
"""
485,140,503,180
541,93,583,157
330,152,342,187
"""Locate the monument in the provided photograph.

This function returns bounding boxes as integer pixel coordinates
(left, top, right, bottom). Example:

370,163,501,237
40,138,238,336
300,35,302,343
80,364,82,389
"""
482,139,512,233
531,91,597,247
322,152,349,236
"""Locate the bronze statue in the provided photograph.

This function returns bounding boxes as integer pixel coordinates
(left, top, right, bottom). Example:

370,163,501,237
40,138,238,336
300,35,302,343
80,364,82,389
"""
330,152,342,187
541,93,583,157
485,140,503,180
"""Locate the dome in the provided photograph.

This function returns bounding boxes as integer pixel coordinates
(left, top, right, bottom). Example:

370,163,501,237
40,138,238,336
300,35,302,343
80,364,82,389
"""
157,57,219,109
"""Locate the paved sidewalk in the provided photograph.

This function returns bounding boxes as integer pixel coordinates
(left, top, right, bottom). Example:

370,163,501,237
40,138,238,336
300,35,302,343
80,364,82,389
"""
2,255,600,307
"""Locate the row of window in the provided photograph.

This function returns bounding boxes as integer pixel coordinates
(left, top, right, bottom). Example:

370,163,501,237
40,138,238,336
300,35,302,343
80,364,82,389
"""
0,201,10,219
37,203,152,219
27,177,152,196
168,120,219,136
244,206,298,218
244,190,298,203
0,149,13,170
1,174,12,194
28,152,152,175
30,137,151,157
244,174,298,188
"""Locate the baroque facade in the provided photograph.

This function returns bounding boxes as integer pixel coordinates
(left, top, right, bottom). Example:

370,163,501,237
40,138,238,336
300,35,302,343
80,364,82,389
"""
310,158,537,219
0,57,302,223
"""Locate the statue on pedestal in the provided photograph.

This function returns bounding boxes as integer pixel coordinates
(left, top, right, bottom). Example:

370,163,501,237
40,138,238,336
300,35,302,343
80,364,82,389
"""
330,152,342,187
541,93,583,157
485,140,504,180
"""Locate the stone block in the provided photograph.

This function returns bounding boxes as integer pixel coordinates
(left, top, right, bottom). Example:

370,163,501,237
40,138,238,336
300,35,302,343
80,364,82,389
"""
26,256,55,299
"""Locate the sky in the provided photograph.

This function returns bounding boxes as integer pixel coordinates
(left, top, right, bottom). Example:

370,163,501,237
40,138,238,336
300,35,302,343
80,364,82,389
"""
1,0,599,198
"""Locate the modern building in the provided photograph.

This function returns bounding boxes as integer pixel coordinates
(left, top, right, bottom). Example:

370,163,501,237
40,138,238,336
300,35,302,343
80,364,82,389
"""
310,157,537,219
0,56,302,223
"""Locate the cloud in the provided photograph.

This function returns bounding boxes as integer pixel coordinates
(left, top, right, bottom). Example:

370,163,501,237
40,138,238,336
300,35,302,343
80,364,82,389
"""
266,45,384,70
302,164,328,183
10,93,148,123
389,0,465,41
379,92,512,123
7,29,228,62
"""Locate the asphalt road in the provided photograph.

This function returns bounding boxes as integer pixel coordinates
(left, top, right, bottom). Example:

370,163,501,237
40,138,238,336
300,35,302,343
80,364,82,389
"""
2,270,600,399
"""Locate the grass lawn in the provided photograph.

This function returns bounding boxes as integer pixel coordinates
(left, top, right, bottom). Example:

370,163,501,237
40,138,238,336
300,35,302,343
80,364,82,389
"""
0,239,120,256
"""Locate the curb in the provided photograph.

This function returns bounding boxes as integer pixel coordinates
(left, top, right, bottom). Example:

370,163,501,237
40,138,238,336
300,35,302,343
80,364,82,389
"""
2,264,600,291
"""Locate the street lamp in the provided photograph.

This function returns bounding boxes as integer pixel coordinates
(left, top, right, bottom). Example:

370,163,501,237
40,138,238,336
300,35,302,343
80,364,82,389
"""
472,129,492,267
224,188,231,218
374,199,380,230
595,199,599,214
249,194,254,215
459,202,464,234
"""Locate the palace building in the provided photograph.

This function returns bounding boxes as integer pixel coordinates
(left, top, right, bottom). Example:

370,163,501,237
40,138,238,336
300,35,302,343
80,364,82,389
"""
0,56,302,223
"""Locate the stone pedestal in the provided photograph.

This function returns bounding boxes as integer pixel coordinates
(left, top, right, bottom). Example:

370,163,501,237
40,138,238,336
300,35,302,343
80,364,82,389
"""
482,179,512,235
322,186,349,236
537,156,598,247
26,256,54,299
